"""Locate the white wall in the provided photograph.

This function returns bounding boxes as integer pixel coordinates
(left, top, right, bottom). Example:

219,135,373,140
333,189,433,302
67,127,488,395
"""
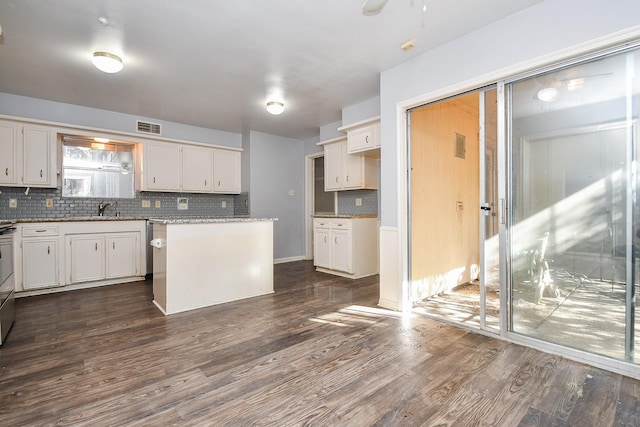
0,92,242,148
246,131,306,262
378,0,640,310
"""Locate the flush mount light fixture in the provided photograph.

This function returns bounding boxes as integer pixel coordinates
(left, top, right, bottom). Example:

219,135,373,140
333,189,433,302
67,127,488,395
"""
536,87,559,102
92,51,123,73
266,101,284,115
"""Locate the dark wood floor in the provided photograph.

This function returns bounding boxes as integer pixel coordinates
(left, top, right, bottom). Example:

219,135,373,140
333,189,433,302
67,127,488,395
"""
1,261,639,426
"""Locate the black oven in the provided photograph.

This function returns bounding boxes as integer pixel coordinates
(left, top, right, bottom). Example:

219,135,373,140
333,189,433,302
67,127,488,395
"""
0,224,16,345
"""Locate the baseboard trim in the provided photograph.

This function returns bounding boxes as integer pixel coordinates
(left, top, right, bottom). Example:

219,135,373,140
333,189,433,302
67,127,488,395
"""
274,255,306,264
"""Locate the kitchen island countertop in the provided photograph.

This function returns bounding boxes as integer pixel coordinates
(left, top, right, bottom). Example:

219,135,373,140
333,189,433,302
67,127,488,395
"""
313,214,378,219
149,217,277,224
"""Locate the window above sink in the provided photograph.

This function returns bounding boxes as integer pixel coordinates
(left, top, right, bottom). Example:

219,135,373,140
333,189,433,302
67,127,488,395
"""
62,135,136,199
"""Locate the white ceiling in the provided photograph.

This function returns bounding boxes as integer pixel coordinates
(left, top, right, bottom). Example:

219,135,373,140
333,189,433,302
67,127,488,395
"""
0,0,542,140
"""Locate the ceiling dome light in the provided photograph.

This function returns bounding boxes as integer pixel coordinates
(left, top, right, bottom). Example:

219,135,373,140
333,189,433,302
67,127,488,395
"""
536,87,559,102
266,101,284,115
92,51,123,73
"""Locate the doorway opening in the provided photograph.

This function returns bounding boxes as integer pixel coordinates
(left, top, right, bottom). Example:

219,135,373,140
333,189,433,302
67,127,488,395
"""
305,153,336,260
409,88,500,332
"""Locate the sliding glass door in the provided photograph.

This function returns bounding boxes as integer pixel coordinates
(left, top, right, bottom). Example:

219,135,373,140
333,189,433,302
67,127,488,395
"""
507,46,640,362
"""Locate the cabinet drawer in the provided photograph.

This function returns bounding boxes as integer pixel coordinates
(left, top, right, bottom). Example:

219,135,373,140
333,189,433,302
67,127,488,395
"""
22,225,58,237
314,219,331,229
331,220,352,230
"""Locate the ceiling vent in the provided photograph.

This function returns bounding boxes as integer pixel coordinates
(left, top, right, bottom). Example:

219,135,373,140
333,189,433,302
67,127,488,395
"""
136,120,161,135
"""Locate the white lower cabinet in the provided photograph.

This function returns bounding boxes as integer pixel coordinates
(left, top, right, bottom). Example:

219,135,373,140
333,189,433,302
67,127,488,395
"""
67,232,140,284
313,222,331,269
68,235,105,283
313,217,378,279
15,221,146,295
106,234,137,279
22,238,60,290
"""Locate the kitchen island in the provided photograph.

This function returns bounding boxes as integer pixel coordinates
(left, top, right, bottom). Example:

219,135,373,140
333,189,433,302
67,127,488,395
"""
149,218,275,315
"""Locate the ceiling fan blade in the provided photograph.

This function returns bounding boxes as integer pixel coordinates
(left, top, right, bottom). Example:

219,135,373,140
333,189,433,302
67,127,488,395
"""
362,0,389,16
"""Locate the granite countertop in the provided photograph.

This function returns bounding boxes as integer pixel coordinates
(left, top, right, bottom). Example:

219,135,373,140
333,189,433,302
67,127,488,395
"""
149,217,278,224
13,216,149,223
313,214,378,219
6,216,275,223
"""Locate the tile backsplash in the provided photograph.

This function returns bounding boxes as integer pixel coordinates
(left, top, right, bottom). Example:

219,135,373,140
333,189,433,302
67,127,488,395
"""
0,187,248,219
337,189,378,216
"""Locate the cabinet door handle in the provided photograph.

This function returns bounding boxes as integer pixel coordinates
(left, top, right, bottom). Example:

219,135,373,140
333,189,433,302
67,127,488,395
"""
365,135,369,144
153,177,156,183
47,246,50,255
113,242,116,249
4,167,7,176
218,180,221,187
324,236,327,243
335,177,338,183
205,179,207,186
39,169,43,178
35,229,47,233
346,175,349,182
334,237,337,244
95,243,98,251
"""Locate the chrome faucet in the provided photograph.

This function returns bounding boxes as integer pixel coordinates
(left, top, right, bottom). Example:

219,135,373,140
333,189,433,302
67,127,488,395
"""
98,201,113,216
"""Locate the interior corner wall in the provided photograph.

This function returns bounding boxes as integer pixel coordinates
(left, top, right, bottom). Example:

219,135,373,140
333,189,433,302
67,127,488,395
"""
241,130,251,193
247,131,306,261
0,92,242,148
342,96,380,126
378,0,640,310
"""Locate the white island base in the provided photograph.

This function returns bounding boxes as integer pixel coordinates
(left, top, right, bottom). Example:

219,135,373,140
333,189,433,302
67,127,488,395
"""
151,219,274,315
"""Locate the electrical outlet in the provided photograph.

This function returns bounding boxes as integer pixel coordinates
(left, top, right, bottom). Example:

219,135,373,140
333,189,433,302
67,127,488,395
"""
46,199,54,208
177,197,188,210
457,201,464,211
142,200,151,208
288,190,295,197
221,201,227,208
155,200,161,208
9,199,17,208
355,198,362,206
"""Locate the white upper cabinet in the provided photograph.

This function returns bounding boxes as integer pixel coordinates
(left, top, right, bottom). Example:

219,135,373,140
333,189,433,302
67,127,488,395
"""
323,139,344,191
339,117,381,155
182,145,213,192
213,148,241,194
141,141,240,194
23,125,55,186
320,137,377,191
0,120,56,188
143,141,182,191
0,122,17,185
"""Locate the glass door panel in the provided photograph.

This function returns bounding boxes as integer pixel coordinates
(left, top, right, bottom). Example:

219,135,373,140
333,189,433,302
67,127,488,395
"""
480,88,500,331
508,48,639,362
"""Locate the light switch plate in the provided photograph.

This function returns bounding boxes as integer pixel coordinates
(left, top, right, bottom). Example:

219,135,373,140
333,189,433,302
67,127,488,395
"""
155,200,161,208
221,201,227,208
9,199,17,208
46,199,54,208
142,200,151,208
355,198,362,206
